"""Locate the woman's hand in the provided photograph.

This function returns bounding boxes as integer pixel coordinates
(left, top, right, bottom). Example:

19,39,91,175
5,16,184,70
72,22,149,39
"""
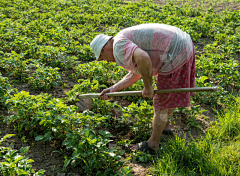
99,72,141,100
142,85,154,98
100,87,114,100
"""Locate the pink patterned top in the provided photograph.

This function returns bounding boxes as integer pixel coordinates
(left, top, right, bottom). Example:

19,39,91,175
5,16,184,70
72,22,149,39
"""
113,23,194,76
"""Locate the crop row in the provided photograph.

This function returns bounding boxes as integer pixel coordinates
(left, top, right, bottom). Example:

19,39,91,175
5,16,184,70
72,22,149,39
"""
0,0,239,99
1,74,129,175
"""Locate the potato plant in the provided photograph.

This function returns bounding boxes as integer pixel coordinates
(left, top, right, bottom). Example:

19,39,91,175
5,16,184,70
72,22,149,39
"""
6,91,78,140
122,101,154,141
5,91,125,174
0,73,17,109
66,79,107,103
72,61,127,85
62,128,125,175
0,51,29,82
0,134,45,176
28,65,61,90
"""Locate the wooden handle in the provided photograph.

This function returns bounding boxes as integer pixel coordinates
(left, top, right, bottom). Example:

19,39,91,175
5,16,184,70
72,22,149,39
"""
77,87,218,99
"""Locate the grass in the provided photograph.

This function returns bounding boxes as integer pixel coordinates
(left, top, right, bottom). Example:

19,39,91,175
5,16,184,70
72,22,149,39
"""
151,97,240,175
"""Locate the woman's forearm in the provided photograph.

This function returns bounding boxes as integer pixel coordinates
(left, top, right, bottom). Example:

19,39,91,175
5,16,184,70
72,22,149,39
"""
110,72,141,92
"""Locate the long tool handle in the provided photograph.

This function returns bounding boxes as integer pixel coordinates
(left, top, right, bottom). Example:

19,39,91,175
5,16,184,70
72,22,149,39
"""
77,87,218,99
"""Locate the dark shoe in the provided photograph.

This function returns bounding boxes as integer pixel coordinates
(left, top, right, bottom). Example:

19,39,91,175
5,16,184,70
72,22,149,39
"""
137,141,156,155
162,129,175,135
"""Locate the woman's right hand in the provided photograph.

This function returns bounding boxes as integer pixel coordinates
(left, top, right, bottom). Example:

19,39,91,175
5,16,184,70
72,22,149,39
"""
142,85,154,98
100,87,114,100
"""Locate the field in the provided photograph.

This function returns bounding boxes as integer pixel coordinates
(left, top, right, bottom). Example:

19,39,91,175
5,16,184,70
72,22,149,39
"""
0,0,240,175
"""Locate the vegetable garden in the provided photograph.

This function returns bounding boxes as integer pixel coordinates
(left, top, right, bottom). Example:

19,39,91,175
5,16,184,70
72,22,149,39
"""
0,0,240,175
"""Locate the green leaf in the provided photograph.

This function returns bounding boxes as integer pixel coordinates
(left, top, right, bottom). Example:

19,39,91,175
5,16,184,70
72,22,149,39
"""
35,135,44,141
27,159,35,163
3,134,16,140
36,169,46,175
17,170,29,175
20,146,29,154
14,155,24,162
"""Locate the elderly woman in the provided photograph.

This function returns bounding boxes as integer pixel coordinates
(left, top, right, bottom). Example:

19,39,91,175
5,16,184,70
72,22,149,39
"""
90,23,195,154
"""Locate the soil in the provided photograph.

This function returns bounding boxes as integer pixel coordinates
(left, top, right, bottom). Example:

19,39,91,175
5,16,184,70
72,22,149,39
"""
1,2,239,176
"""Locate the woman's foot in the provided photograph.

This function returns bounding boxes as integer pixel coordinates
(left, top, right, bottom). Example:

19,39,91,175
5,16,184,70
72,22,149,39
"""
130,140,159,154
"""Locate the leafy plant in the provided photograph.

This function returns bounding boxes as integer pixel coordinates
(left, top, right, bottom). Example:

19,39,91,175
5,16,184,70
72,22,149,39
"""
62,128,125,175
0,134,45,176
118,166,132,176
5,90,127,174
132,151,152,163
0,73,17,109
0,51,29,82
66,79,107,103
1,0,240,174
92,99,121,116
28,65,61,90
122,101,154,141
178,101,207,129
6,91,77,140
118,139,134,149
72,61,127,85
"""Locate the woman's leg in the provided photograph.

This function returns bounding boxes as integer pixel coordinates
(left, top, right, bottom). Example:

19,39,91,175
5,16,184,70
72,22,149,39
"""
147,108,168,150
164,108,175,131
130,108,168,151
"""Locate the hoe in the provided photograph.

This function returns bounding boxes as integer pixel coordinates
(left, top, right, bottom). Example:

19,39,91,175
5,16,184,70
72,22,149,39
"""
76,87,218,111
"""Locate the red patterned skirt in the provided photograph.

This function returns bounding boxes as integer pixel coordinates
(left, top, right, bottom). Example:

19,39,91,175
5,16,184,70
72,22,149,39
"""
153,48,195,110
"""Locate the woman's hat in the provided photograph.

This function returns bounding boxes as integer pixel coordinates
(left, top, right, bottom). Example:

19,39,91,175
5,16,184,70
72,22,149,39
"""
90,34,112,60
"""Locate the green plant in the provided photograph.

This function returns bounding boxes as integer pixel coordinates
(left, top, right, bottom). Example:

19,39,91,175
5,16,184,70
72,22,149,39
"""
6,91,78,140
208,97,240,141
5,90,127,174
0,51,29,82
28,65,61,90
1,0,240,174
62,128,125,175
66,79,107,103
0,134,45,176
118,139,134,149
122,101,154,141
92,98,121,116
152,98,240,175
0,73,17,109
72,61,127,85
178,101,207,129
152,135,211,175
132,151,152,163
117,166,132,176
